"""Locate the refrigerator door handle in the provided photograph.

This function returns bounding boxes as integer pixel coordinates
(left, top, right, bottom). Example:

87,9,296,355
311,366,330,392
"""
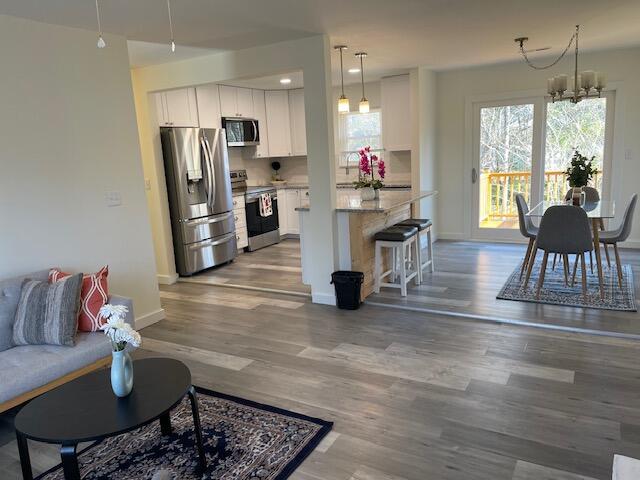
204,135,216,207
187,232,235,251
200,137,213,207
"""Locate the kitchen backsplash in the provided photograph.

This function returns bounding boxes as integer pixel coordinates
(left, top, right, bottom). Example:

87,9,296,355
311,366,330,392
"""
228,147,411,186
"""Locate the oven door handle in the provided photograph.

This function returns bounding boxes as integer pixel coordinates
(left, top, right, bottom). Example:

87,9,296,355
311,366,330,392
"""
187,232,235,251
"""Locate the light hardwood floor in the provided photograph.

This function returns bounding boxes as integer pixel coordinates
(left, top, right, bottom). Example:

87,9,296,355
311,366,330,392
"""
2,281,640,479
182,239,311,295
1,241,639,479
368,240,640,337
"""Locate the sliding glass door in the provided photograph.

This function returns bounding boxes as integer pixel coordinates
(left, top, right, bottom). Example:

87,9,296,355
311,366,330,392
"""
471,93,614,241
472,97,543,240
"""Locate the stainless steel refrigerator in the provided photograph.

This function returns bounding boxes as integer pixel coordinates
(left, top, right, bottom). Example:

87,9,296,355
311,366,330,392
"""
160,127,236,276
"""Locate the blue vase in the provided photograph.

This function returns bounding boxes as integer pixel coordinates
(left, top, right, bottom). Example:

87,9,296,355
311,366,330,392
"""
111,350,133,397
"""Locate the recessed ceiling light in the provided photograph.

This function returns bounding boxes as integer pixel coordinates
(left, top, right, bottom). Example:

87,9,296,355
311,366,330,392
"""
348,68,360,74
280,78,292,85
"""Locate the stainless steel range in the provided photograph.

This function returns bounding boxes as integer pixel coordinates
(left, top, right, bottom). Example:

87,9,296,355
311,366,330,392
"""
229,170,280,252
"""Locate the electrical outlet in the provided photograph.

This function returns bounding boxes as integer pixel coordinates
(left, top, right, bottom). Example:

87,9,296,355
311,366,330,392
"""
145,178,151,190
105,191,122,207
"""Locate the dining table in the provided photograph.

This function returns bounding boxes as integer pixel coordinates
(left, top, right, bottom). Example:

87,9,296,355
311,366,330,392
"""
527,199,616,299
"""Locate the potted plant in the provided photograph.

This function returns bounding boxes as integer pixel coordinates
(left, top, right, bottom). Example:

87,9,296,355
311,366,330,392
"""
99,304,141,397
353,146,385,201
565,150,597,205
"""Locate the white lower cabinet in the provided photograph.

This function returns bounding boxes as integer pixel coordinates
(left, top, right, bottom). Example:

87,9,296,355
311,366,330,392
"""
277,189,287,235
285,189,301,234
233,194,248,250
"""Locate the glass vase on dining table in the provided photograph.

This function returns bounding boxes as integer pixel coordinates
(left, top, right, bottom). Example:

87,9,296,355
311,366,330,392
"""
570,186,586,206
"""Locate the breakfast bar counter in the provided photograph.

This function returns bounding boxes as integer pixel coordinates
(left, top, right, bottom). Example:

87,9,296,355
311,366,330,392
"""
298,190,437,299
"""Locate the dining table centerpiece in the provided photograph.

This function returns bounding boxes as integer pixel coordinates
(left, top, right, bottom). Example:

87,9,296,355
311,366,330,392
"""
353,146,385,201
99,304,142,397
565,150,597,206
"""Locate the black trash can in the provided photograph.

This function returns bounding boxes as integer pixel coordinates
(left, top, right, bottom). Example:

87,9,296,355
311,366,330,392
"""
331,271,365,310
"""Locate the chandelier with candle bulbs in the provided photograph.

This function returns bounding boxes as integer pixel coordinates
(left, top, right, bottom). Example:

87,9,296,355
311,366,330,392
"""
515,25,606,104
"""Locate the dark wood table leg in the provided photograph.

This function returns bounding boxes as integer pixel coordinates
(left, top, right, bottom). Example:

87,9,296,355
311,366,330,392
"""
16,431,33,480
592,218,605,299
60,444,81,480
160,411,172,435
187,385,207,471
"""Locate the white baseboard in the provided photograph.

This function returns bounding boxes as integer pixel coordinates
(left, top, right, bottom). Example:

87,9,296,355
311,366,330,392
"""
135,308,165,330
157,273,178,285
437,232,468,241
312,291,336,306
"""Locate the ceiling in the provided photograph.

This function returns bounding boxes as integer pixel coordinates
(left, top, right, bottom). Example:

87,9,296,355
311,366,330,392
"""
2,0,640,83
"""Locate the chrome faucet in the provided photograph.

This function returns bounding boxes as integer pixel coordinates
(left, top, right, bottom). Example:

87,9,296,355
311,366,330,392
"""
344,151,360,176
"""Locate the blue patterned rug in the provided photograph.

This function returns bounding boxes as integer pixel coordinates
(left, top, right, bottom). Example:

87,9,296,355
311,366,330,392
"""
37,388,332,480
497,258,637,311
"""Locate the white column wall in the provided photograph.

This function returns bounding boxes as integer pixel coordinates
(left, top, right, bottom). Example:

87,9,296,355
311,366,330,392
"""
410,67,438,238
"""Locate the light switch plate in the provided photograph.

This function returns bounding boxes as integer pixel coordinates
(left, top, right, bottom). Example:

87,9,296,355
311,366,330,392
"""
105,191,122,207
145,179,151,190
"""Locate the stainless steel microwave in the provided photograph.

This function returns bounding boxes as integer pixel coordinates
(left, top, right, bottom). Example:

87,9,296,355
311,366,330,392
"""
221,117,260,147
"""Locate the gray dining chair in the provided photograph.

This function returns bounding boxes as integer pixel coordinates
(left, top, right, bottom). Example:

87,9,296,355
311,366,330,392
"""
559,186,601,272
515,194,538,280
598,194,637,288
524,205,594,299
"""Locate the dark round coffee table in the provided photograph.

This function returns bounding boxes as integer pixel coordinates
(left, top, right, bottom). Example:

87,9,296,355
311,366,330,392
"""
14,357,207,480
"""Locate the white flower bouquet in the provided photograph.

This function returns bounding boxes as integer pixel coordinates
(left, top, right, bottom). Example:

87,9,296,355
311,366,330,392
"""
99,304,142,352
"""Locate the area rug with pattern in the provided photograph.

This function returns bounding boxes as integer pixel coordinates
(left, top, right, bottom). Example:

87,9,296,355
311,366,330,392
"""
497,259,637,311
37,387,333,480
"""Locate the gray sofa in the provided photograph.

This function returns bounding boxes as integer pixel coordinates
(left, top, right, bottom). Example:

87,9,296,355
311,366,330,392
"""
0,270,134,411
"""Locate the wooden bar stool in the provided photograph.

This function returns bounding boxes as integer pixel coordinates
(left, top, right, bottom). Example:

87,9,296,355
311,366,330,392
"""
396,218,434,283
374,226,419,296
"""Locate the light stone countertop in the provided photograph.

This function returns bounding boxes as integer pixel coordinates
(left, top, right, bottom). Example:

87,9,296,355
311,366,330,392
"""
297,189,437,213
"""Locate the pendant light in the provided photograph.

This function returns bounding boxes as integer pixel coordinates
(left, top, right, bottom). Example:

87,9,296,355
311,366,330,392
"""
95,0,106,48
334,45,350,113
355,52,369,113
167,0,176,53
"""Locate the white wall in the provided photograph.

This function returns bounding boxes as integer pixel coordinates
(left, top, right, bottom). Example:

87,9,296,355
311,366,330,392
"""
0,15,163,326
436,47,640,246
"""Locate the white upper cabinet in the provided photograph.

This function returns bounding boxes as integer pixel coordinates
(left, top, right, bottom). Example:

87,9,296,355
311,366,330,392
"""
381,75,411,151
252,89,269,158
288,89,307,156
218,85,237,117
236,88,254,118
265,90,292,157
195,84,221,129
155,88,199,127
218,85,254,118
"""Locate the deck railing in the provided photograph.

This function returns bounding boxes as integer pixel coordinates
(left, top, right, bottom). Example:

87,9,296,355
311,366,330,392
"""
479,170,602,222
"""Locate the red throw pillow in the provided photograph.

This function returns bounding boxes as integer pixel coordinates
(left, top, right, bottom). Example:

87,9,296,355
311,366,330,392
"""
49,266,109,332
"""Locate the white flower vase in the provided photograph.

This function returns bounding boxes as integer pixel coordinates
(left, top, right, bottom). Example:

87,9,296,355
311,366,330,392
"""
360,187,376,201
111,350,133,397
